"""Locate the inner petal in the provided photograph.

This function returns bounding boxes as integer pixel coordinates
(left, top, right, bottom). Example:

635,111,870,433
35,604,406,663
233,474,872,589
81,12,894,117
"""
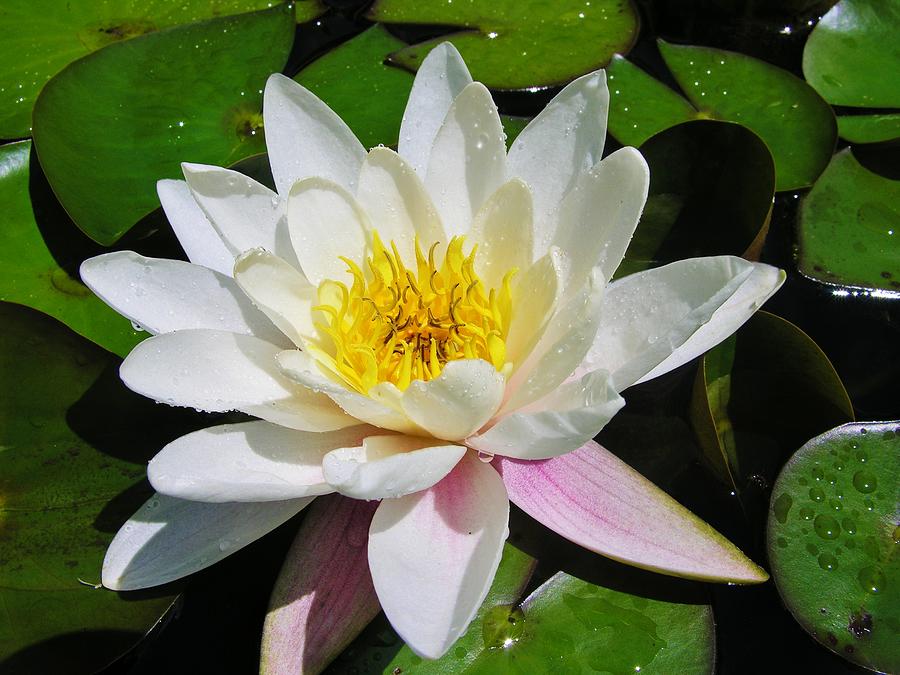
310,232,516,394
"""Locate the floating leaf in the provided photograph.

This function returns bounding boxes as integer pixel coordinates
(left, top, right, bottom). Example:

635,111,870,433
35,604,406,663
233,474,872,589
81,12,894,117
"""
0,141,142,358
837,113,900,144
0,303,198,672
658,40,836,191
32,5,295,245
618,120,774,278
366,0,639,90
691,311,854,517
797,148,900,293
767,421,900,672
802,0,900,108
0,0,323,140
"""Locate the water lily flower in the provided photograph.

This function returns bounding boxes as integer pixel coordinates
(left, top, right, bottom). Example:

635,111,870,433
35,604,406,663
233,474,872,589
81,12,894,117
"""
81,43,784,664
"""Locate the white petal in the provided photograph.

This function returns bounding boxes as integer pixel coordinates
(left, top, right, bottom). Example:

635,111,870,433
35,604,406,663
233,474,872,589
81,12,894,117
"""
400,359,505,441
102,493,312,590
425,82,507,237
181,163,291,260
157,179,234,276
80,251,284,344
503,267,606,413
287,177,370,285
636,263,786,383
505,249,562,365
263,73,365,196
323,435,467,499
121,329,354,431
553,147,649,287
233,249,318,347
468,178,534,289
507,70,609,256
277,349,423,435
398,42,473,177
367,453,509,659
148,421,372,502
583,256,771,390
355,147,445,263
467,370,625,460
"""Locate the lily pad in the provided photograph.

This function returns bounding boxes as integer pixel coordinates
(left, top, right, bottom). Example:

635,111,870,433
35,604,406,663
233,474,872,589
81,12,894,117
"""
0,0,324,140
691,311,854,517
658,40,836,191
797,148,900,293
618,120,775,278
295,25,531,149
0,303,194,672
837,113,900,144
0,140,142,358
366,0,639,90
767,421,900,672
32,4,295,245
802,0,900,108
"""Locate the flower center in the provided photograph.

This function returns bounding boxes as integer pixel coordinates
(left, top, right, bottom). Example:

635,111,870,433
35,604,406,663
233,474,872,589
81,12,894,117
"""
311,233,515,394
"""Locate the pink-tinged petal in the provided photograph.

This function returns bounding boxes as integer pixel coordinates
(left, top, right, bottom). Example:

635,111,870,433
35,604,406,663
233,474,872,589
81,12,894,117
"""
261,495,380,675
494,441,768,583
368,453,509,659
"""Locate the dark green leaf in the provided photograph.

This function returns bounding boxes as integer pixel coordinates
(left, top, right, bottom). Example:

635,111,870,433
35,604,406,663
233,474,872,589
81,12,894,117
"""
618,120,774,278
366,0,639,90
797,148,900,293
658,40,836,191
0,141,142,357
767,421,900,672
32,4,295,245
837,113,900,144
802,0,900,108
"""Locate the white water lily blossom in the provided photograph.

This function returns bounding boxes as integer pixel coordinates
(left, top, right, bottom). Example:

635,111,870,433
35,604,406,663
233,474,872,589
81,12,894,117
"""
82,43,785,662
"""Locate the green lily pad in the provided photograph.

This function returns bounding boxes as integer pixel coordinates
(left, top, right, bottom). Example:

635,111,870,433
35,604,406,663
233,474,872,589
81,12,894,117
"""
802,0,900,108
294,25,530,150
0,302,194,672
32,4,295,245
366,0,639,90
691,311,854,518
0,0,323,140
618,120,774,278
797,148,900,293
0,140,142,358
657,40,836,191
837,113,900,144
767,421,900,672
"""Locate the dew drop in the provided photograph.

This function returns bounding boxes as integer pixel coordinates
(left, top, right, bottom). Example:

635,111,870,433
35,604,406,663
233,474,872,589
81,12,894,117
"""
809,486,825,502
814,514,841,540
818,553,838,571
799,507,815,521
857,566,885,594
852,469,877,493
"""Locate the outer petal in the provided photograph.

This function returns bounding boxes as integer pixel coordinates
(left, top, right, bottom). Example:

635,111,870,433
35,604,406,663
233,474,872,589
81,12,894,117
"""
157,179,234,276
367,453,509,659
80,251,284,344
148,422,373,502
467,178,534,290
355,147,445,261
636,263,786,384
467,370,624,460
507,70,609,256
400,359,505,441
181,163,290,259
425,82,507,237
263,73,366,196
494,440,769,583
584,256,767,391
398,41,473,177
233,248,318,347
552,147,649,287
323,435,467,499
102,493,313,590
287,177,370,285
121,330,354,431
261,496,380,675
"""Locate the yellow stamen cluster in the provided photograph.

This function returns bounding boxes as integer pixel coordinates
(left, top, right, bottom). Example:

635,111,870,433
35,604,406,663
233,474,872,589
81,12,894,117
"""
311,233,515,394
